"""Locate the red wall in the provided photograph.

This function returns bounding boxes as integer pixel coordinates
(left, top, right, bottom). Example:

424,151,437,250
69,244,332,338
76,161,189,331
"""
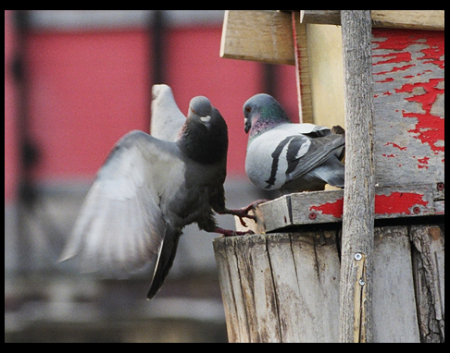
5,10,19,202
5,12,298,202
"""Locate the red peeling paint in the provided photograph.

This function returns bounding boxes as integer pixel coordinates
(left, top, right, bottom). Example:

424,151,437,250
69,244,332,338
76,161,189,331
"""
384,142,407,150
375,192,428,215
418,33,445,70
395,78,444,113
417,156,430,169
382,154,397,158
374,64,415,76
372,51,412,65
309,192,428,218
396,78,444,153
376,77,394,83
310,198,343,218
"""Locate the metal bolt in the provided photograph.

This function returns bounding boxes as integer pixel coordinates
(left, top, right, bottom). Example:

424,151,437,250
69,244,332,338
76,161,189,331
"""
354,253,362,261
437,182,444,191
359,279,365,286
413,206,421,214
309,212,317,220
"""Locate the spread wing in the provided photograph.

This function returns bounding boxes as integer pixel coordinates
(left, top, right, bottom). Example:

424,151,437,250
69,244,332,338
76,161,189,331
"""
59,130,183,280
150,84,186,141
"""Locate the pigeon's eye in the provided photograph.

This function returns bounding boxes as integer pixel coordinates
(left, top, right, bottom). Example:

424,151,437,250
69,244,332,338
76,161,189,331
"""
245,106,251,113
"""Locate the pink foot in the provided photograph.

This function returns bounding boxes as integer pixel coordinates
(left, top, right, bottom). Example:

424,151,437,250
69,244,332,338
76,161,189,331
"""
222,199,269,227
214,227,254,237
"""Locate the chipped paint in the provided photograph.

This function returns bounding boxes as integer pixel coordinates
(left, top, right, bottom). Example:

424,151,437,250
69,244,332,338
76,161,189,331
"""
309,197,343,218
383,142,407,151
372,28,444,184
396,78,444,154
309,192,429,218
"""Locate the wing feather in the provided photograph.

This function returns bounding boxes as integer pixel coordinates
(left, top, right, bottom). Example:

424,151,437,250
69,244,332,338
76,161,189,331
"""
286,134,345,181
59,130,182,279
150,84,186,142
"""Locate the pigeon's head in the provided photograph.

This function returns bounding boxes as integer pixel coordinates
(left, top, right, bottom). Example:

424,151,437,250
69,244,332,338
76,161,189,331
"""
243,93,291,137
188,96,214,128
178,96,228,164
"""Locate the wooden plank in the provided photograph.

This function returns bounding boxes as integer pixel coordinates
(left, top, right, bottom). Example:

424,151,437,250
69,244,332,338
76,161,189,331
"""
300,10,444,31
221,11,444,67
339,10,375,343
220,10,295,65
372,29,444,187
213,231,341,342
291,12,313,123
372,226,420,342
233,235,281,342
213,237,250,342
305,23,345,129
235,184,444,234
410,225,445,342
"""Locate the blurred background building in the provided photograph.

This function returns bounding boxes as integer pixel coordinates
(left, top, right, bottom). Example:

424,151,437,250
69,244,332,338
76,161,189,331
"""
5,10,298,342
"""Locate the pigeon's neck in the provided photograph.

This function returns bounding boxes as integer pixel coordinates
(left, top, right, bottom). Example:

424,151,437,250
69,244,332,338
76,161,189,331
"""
248,108,291,143
177,120,228,165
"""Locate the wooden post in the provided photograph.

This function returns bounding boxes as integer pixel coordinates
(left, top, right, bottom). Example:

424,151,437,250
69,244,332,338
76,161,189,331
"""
339,10,375,343
291,11,313,124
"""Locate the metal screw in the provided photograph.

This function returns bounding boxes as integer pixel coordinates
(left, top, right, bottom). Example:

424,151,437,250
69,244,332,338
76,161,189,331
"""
354,253,362,261
413,206,421,214
309,212,317,220
437,182,444,191
359,279,365,286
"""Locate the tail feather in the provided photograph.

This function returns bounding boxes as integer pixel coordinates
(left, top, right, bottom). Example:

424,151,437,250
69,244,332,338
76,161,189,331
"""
147,228,182,300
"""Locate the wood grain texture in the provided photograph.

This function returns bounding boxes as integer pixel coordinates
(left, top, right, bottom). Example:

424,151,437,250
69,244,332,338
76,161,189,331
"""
214,224,444,342
220,10,295,65
300,10,444,31
291,12,313,124
339,10,375,343
372,226,420,342
410,224,445,342
213,232,340,342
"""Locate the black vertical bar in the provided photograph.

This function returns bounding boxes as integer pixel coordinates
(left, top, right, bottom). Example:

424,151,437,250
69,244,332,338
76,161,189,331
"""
13,10,40,273
152,10,165,85
262,63,277,98
147,10,166,130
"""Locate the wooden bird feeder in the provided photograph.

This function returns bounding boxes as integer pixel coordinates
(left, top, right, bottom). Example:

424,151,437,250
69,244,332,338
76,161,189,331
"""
214,10,444,343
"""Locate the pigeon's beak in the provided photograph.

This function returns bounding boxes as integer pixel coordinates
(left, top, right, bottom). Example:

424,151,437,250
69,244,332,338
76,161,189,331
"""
244,117,251,134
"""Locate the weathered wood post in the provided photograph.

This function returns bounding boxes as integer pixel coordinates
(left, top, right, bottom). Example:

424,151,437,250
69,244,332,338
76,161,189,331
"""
338,10,375,343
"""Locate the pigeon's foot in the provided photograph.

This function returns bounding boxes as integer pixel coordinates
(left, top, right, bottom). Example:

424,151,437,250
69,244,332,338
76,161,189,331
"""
214,227,254,237
223,199,269,227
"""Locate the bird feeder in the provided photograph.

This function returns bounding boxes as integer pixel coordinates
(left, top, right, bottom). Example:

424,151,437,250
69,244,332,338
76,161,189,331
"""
213,10,444,343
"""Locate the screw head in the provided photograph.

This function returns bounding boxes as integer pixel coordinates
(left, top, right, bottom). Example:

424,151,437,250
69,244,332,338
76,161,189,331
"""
359,279,365,286
437,182,444,191
413,206,421,214
309,212,317,220
354,253,362,261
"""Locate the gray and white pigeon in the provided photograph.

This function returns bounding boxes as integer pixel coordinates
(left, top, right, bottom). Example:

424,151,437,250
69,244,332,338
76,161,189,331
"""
243,93,345,194
150,84,185,141
59,95,253,300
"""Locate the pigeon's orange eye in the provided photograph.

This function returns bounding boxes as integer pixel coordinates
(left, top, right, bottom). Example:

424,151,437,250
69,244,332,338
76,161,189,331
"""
245,106,251,113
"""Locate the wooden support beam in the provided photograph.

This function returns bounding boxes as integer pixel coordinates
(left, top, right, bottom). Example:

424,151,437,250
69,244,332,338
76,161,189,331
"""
234,184,443,234
220,10,295,65
339,10,375,343
300,10,444,31
291,11,313,123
